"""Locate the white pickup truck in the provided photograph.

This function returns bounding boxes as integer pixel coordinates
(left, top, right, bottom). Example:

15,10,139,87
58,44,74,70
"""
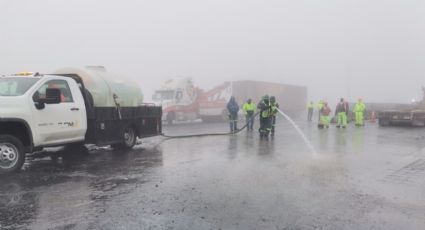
0,68,162,173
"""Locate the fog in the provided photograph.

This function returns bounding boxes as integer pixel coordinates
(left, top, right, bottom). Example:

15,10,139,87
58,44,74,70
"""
1,0,425,104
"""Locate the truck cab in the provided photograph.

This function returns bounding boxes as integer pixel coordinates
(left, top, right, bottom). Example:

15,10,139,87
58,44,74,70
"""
152,78,200,124
0,70,162,173
0,74,88,172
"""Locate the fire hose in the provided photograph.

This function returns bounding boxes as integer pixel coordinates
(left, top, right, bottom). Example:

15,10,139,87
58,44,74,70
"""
160,112,261,139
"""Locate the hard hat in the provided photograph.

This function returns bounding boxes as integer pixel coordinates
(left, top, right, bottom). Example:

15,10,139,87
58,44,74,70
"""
270,96,276,102
263,95,270,100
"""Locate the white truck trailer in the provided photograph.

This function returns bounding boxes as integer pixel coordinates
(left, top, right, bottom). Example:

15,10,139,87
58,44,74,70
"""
153,79,307,124
0,67,162,173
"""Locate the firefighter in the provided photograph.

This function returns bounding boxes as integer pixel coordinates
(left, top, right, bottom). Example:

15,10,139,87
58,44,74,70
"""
270,96,279,136
227,96,239,132
354,98,366,126
243,98,256,131
307,101,314,121
335,98,349,128
257,95,273,138
320,102,331,129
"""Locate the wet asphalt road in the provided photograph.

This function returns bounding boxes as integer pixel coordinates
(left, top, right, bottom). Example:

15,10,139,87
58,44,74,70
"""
1,117,425,230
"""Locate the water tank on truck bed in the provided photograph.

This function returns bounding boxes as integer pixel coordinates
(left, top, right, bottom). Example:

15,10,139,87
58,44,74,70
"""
54,66,144,107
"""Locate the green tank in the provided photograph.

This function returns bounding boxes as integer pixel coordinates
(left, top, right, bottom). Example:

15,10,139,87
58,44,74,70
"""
54,66,144,107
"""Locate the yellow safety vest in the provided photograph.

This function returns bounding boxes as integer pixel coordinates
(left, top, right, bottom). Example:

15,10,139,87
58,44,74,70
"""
243,102,256,114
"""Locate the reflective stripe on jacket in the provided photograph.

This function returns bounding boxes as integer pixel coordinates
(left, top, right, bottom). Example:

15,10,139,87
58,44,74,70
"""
258,101,272,118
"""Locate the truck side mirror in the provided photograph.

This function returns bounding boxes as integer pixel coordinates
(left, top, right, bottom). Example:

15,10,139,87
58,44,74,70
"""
34,88,61,110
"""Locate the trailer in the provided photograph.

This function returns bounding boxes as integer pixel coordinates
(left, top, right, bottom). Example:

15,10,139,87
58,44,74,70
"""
378,88,425,127
379,110,425,127
153,79,307,123
198,80,307,121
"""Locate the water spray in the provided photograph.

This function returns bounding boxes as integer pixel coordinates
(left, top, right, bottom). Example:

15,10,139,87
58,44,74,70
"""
276,108,317,155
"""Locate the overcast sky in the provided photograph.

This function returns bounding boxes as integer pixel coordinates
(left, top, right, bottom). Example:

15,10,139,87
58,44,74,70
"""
1,0,424,103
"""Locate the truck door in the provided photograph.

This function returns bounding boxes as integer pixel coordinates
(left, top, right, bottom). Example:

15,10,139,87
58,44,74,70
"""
31,79,87,146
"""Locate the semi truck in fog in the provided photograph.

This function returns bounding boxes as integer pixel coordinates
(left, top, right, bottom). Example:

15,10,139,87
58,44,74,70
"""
153,78,307,124
152,78,203,124
0,66,162,173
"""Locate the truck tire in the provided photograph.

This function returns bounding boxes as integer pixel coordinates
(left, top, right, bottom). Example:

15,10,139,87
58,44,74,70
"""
112,126,137,150
0,135,25,173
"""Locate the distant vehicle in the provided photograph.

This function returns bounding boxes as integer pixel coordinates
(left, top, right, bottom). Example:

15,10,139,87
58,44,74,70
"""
153,79,307,123
152,78,202,124
0,67,162,173
378,88,425,127
379,109,425,127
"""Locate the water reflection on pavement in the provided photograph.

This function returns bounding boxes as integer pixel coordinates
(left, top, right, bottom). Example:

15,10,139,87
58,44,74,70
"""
0,119,424,230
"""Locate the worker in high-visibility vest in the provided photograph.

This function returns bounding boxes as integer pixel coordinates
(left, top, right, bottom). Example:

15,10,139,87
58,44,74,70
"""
354,98,366,126
335,98,349,128
307,101,314,121
243,98,256,131
320,102,331,129
257,95,273,138
270,96,279,136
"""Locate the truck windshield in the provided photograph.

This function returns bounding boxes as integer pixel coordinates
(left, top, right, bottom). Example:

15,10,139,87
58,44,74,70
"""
153,90,175,101
0,77,39,96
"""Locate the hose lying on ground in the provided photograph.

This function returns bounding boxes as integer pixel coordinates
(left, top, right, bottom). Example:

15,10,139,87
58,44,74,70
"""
161,112,260,139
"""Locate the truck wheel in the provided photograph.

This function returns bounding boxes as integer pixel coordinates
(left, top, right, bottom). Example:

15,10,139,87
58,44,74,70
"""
0,135,25,173
112,126,137,150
